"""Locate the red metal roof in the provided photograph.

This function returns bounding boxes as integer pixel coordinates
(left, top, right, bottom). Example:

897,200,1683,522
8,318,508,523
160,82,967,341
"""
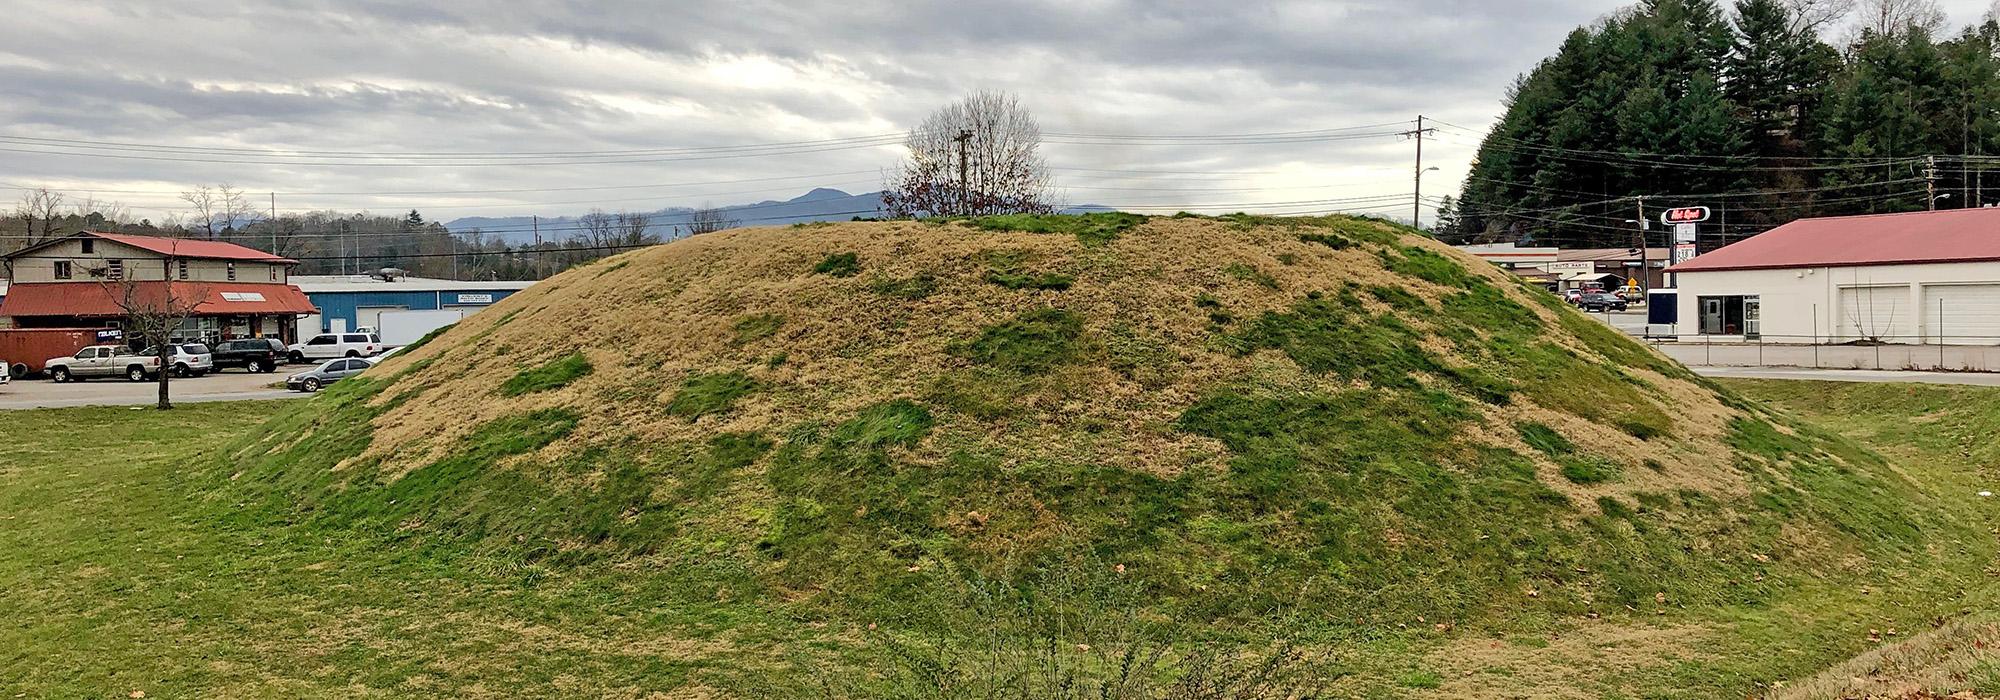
1669,208,2000,273
0,282,317,318
86,232,297,264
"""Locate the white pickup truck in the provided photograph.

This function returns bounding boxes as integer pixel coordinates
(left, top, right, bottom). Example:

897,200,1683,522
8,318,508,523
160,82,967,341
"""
44,345,162,382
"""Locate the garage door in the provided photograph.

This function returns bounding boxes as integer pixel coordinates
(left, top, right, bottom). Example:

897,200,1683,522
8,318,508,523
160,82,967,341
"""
1924,284,2000,344
1839,285,1914,343
355,306,407,333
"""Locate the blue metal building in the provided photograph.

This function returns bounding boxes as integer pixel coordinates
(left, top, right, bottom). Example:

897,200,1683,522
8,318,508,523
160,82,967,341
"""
292,275,536,335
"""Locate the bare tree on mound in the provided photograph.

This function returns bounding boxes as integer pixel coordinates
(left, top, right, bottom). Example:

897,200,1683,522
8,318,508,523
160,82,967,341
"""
884,90,1055,219
91,267,208,410
683,206,738,236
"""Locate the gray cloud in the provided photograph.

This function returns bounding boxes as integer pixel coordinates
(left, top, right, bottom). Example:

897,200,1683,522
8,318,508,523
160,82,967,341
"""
3,0,1988,223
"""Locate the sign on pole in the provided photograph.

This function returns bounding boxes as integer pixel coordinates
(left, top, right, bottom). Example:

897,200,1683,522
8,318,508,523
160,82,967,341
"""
1673,223,1696,243
1660,206,1711,225
1672,243,1697,264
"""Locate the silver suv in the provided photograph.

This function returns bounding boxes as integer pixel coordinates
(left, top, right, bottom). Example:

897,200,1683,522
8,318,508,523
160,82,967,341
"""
140,343,214,377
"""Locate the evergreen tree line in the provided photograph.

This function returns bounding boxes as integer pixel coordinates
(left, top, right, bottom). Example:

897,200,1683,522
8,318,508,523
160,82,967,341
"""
5,190,671,280
1443,0,2000,250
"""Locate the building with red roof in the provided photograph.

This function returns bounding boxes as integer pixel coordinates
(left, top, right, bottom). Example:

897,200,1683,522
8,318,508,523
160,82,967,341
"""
0,231,317,344
1666,208,2000,344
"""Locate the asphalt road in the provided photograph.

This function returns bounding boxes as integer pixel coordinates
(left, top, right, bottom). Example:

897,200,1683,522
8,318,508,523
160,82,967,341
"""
1692,365,2000,386
0,369,306,410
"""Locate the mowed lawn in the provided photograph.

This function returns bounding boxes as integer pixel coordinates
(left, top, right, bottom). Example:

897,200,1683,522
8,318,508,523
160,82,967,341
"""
3,381,2000,698
0,403,795,698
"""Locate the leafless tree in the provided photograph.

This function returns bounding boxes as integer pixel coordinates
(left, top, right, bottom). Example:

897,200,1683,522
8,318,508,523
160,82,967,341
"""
1856,0,1945,37
1785,0,1854,32
90,262,208,409
69,194,131,226
14,187,66,245
683,206,738,236
180,183,257,239
574,209,657,248
883,90,1054,218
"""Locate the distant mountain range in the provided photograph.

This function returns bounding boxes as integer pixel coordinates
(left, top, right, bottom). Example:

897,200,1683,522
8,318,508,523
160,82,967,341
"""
442,188,887,243
442,187,1116,243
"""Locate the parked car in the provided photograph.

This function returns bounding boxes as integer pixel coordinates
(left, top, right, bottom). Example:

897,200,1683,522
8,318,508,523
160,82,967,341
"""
139,343,214,377
44,345,161,382
286,356,375,392
211,338,287,373
287,333,383,363
1563,289,1585,305
1578,292,1629,312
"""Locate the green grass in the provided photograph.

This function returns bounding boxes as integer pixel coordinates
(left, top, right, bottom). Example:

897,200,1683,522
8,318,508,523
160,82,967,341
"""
980,249,1074,291
497,351,592,396
5,380,2000,697
732,313,785,344
1223,262,1279,289
968,211,1145,246
667,371,759,418
956,307,1086,374
868,273,938,299
813,252,861,277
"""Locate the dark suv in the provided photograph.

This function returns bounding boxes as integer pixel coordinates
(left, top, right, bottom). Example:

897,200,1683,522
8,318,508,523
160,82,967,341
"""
1577,292,1629,312
210,338,287,373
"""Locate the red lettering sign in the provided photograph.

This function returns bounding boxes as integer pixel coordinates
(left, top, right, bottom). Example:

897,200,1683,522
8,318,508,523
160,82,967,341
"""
1659,206,1711,224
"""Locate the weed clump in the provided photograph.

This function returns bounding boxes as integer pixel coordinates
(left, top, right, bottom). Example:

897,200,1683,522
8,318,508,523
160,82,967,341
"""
813,252,861,277
1224,262,1279,289
1517,421,1622,485
958,308,1085,374
498,352,592,397
667,371,758,418
733,313,785,344
869,273,939,299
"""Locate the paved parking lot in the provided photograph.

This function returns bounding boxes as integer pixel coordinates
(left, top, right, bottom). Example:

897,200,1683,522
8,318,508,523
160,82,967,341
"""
0,369,305,410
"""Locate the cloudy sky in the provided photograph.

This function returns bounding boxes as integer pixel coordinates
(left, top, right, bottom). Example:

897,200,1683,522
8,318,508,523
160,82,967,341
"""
2,0,1996,226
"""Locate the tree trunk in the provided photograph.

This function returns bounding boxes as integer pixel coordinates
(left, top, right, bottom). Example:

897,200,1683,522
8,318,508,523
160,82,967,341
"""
156,342,173,410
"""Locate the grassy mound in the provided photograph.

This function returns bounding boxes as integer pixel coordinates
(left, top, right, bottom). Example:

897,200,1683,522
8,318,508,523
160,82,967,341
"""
211,214,1952,683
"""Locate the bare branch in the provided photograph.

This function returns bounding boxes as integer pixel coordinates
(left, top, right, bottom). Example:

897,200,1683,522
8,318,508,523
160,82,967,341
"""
884,90,1054,218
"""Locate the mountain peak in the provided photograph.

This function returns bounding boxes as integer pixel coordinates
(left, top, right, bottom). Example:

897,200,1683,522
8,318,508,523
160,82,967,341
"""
790,187,853,202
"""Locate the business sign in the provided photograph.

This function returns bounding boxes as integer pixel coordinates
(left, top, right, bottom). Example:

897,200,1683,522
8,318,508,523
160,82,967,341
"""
1672,243,1698,264
1660,206,1711,224
455,293,494,304
1673,223,1697,243
1546,261,1594,274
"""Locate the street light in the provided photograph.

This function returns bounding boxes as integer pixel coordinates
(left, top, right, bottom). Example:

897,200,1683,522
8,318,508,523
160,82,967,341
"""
1933,193,1954,210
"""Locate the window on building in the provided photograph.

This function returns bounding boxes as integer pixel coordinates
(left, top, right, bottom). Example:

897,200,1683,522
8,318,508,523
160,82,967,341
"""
105,259,124,281
81,239,94,254
268,266,278,281
227,262,237,281
1696,295,1760,338
177,259,189,280
53,261,72,280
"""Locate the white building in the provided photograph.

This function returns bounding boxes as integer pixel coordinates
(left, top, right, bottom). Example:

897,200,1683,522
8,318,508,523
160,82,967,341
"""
1669,208,2000,344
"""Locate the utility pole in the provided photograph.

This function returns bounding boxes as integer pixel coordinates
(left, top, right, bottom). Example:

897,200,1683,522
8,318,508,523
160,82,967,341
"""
953,129,973,217
532,214,542,247
1635,197,1649,293
269,192,277,252
1927,155,1938,210
1400,115,1437,227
